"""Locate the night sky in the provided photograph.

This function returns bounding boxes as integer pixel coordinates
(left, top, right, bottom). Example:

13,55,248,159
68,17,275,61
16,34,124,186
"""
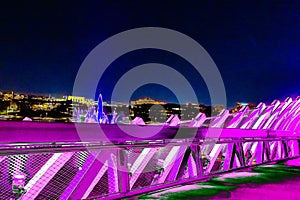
1,1,300,107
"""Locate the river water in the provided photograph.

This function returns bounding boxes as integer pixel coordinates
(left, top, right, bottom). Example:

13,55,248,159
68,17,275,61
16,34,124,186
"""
139,158,300,200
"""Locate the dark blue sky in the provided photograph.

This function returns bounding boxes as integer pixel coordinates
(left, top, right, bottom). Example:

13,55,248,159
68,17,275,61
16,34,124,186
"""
1,1,300,107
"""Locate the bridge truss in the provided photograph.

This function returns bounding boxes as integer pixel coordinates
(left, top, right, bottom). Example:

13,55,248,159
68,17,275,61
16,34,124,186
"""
0,97,300,199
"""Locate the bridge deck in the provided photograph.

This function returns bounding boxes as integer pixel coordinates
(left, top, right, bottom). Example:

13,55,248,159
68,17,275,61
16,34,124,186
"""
0,121,295,144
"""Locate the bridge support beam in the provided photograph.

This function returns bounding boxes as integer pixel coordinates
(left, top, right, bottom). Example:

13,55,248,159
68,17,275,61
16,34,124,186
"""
223,142,245,171
22,152,74,200
68,150,112,200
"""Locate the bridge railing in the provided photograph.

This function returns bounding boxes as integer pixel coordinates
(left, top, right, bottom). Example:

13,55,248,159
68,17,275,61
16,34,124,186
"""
0,121,299,199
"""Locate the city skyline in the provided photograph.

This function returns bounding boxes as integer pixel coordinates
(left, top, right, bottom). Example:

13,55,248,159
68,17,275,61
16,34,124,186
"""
1,1,300,107
0,90,253,108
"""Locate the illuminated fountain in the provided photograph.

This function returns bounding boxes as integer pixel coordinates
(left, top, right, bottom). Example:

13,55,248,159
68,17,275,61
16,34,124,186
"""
82,94,118,124
97,94,104,123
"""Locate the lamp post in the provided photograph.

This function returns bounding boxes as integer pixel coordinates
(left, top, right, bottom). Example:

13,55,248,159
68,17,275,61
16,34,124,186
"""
12,174,26,200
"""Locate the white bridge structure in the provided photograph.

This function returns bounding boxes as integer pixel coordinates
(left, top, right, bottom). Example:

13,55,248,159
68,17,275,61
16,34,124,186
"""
0,97,300,199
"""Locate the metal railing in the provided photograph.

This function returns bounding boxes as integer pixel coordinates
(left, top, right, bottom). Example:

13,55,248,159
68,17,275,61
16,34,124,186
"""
0,122,299,199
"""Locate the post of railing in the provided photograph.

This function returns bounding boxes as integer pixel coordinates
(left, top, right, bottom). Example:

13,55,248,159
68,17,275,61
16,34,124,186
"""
296,138,300,156
117,149,130,193
237,141,246,167
191,143,203,177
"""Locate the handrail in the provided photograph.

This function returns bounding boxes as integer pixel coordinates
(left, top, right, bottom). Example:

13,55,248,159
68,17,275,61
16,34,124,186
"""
0,121,298,144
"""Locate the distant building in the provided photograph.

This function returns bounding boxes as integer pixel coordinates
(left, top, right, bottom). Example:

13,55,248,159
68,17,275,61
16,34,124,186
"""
128,97,215,123
230,102,256,113
3,92,13,101
7,101,19,114
131,97,166,105
65,96,85,103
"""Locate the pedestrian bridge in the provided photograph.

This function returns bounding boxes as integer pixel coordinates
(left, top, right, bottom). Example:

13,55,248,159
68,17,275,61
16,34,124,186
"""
1,97,300,199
